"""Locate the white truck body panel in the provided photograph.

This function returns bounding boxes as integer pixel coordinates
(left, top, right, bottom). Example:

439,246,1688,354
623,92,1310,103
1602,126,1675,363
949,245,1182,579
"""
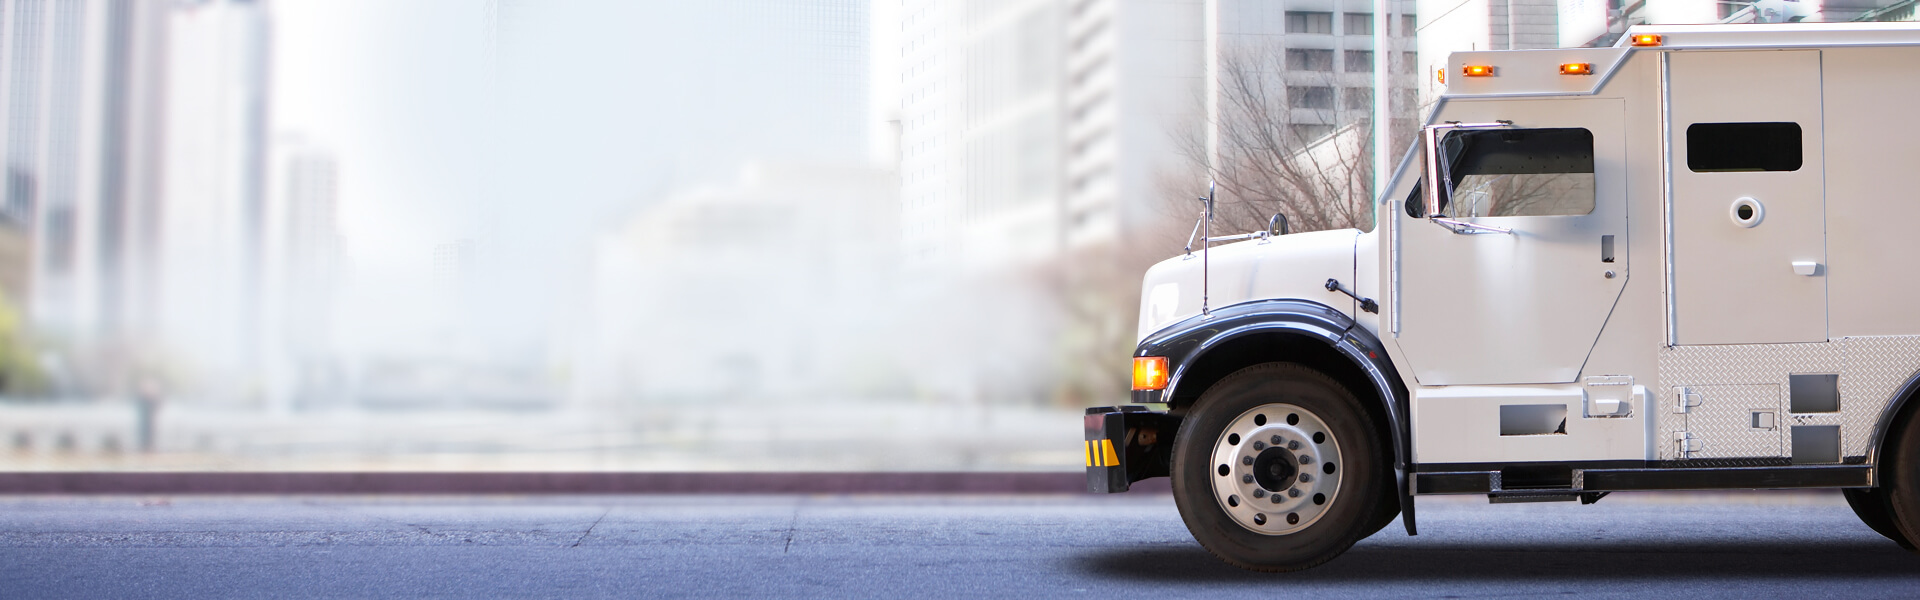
1392,96,1629,385
1667,49,1828,345
1136,229,1358,340
1387,24,1920,466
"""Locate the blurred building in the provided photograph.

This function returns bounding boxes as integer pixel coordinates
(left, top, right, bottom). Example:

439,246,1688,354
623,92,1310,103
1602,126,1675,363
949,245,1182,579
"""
0,0,170,395
575,163,899,405
895,0,1419,270
263,138,341,411
157,0,272,403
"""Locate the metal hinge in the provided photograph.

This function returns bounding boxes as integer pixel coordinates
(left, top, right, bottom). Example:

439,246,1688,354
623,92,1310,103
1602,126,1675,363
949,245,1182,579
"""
1674,431,1702,458
1674,387,1703,414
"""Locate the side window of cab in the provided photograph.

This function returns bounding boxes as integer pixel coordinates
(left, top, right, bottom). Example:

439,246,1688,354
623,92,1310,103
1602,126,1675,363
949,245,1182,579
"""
1438,128,1596,218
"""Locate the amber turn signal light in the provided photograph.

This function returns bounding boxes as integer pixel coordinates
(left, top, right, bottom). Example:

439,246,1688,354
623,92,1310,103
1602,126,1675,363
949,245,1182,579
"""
1631,33,1663,47
1132,357,1170,391
1560,62,1594,75
1462,65,1495,77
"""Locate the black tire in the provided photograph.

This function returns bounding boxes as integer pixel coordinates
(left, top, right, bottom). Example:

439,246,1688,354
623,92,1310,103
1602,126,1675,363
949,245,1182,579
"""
1844,487,1914,550
1360,487,1403,540
1169,362,1392,572
1882,411,1920,553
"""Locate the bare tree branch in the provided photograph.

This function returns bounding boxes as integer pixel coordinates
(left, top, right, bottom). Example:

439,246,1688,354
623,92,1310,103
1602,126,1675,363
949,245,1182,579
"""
1168,42,1423,237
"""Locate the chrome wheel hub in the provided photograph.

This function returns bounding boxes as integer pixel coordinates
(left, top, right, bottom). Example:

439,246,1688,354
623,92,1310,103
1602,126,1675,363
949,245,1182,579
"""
1209,403,1343,535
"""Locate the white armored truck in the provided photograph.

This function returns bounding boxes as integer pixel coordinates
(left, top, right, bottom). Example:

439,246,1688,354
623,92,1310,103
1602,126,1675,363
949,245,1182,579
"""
1085,22,1920,571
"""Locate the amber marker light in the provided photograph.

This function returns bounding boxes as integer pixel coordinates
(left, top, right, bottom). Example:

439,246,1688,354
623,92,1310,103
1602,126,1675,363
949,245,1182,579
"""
1560,62,1594,75
1631,33,1663,47
1435,68,1446,84
1132,357,1170,391
1462,65,1496,77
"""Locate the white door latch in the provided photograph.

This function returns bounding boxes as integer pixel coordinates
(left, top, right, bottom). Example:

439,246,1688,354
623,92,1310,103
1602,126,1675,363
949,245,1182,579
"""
1792,261,1820,276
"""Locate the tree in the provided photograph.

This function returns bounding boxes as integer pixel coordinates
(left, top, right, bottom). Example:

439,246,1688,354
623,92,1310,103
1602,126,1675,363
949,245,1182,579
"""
1173,43,1422,236
0,287,46,396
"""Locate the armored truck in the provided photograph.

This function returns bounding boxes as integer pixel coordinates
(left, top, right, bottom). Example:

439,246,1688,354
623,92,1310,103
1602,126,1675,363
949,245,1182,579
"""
1085,22,1920,571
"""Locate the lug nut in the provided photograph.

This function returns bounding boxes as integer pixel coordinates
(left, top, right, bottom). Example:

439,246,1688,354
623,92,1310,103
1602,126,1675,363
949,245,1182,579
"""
1242,474,1254,484
1299,455,1313,465
1270,435,1283,445
1288,488,1301,498
1252,441,1266,451
1252,489,1266,498
1288,440,1301,450
1270,494,1283,504
1299,473,1312,483
1242,456,1254,465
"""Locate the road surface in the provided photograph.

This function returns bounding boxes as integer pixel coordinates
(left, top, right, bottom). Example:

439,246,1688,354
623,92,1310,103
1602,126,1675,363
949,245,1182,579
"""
2,490,1914,598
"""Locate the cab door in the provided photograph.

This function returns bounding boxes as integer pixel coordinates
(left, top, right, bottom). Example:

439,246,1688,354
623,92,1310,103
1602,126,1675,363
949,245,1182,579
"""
1394,98,1628,385
1668,50,1826,345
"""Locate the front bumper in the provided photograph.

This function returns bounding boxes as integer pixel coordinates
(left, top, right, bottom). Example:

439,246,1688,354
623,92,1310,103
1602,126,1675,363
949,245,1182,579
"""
1083,406,1181,493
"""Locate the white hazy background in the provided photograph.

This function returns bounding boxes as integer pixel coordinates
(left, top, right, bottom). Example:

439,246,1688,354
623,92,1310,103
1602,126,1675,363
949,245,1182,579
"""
5,0,1108,472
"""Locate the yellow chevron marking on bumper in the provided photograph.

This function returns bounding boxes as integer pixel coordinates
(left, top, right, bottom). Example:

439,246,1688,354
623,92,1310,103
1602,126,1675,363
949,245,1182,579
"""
1101,439,1120,468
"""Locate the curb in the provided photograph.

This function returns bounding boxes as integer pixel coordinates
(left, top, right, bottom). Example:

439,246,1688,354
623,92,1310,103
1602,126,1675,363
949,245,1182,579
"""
0,472,1175,495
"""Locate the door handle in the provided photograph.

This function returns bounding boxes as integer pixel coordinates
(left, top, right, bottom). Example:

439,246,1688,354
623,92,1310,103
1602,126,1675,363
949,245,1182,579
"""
1792,261,1820,276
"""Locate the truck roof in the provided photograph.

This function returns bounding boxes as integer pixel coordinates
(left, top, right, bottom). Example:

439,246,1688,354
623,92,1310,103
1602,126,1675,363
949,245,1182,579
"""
1619,21,1920,49
1441,22,1920,99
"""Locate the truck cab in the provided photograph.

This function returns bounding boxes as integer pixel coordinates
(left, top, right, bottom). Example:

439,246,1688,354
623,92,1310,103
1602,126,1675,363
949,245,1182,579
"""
1086,22,1920,571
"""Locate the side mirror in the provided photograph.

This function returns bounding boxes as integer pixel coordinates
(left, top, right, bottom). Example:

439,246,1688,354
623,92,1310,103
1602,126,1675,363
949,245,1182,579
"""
1268,212,1289,236
1420,126,1444,219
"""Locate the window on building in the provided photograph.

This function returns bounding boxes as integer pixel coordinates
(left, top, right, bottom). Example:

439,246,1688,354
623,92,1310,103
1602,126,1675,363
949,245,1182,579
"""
1286,49,1334,71
1393,88,1419,109
1286,11,1333,34
1400,51,1419,74
1345,50,1373,73
1403,15,1418,33
1344,13,1373,35
1344,88,1373,110
1292,123,1336,142
1439,127,1597,217
1288,86,1335,109
1686,122,1802,172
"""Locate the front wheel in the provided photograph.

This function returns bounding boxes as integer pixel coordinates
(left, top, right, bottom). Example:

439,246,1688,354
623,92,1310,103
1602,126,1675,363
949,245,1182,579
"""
1170,362,1393,571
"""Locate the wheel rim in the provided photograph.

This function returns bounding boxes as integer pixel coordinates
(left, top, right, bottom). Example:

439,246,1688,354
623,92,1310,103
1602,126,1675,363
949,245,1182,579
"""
1208,402,1344,535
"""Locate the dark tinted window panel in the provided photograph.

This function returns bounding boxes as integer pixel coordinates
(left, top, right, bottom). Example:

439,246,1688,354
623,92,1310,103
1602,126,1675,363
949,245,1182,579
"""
1687,122,1802,172
1438,127,1596,217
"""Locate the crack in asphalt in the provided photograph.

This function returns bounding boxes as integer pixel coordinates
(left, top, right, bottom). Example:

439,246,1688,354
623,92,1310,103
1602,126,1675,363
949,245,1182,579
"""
783,501,802,554
572,508,610,548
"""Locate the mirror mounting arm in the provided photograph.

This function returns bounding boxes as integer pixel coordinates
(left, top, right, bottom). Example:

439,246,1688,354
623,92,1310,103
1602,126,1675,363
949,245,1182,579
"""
1429,217,1513,235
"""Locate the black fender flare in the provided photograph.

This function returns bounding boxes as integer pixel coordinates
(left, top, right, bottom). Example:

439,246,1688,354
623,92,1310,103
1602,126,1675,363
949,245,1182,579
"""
1134,299,1416,534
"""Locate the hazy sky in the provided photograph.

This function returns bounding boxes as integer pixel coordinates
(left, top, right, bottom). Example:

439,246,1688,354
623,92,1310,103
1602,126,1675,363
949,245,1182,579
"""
271,0,872,363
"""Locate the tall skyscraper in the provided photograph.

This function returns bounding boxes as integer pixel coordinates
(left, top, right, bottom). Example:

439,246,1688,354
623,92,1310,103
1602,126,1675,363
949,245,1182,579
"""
0,0,168,394
158,0,272,400
1062,0,1205,250
266,138,339,410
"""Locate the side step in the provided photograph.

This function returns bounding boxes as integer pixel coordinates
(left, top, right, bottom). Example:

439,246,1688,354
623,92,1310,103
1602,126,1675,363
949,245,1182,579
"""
1416,464,1871,495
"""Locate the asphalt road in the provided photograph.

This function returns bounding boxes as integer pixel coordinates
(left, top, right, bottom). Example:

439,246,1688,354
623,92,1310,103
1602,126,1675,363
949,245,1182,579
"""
2,490,1916,598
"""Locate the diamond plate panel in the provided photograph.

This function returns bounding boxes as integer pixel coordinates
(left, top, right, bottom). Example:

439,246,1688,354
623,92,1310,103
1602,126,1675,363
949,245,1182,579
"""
1657,342,1841,460
1683,385,1781,459
1841,336,1920,458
